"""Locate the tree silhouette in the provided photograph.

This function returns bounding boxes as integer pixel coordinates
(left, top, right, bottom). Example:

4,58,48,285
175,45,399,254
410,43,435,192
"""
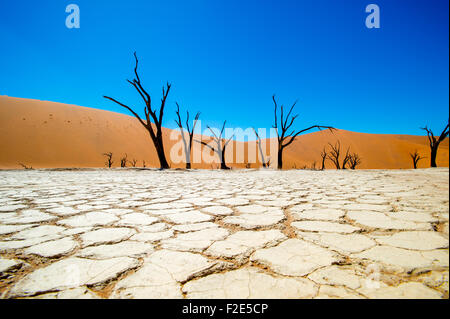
175,102,200,169
104,52,171,169
18,163,33,170
327,141,341,169
421,120,449,167
272,95,334,169
130,158,138,167
103,152,114,168
252,127,270,168
348,153,362,169
120,154,128,168
409,150,425,169
196,121,234,170
341,147,351,170
320,147,327,170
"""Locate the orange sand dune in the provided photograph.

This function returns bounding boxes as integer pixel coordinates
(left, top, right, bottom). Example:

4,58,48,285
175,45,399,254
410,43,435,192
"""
0,96,448,169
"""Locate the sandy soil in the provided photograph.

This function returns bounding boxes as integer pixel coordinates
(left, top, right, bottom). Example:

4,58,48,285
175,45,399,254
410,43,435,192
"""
0,96,448,169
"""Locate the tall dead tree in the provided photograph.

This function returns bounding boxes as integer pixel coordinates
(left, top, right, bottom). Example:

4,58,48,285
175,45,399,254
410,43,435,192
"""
409,150,425,169
103,152,114,168
252,127,270,168
196,121,234,170
104,52,171,169
327,141,341,169
120,154,128,168
175,102,200,169
272,95,334,169
341,147,351,170
421,121,449,167
349,153,362,169
320,147,327,170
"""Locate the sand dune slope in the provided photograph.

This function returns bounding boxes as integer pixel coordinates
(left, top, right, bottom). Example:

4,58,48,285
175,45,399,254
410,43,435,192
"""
0,96,448,169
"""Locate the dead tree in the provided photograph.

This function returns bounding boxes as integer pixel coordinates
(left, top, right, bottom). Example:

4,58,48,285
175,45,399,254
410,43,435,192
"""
272,95,334,169
409,150,425,169
252,127,270,168
104,52,171,169
196,121,234,170
341,147,351,170
120,154,128,168
18,163,33,170
103,152,114,168
349,153,362,169
320,147,327,170
421,121,449,167
130,158,138,167
142,160,146,168
327,141,341,169
175,102,200,169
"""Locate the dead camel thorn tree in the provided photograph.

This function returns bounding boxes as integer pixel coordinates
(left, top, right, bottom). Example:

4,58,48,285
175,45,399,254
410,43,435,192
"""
327,141,362,170
320,147,327,170
120,154,128,168
175,102,200,169
409,150,425,169
18,163,33,170
196,121,235,170
341,146,351,170
348,153,362,169
130,158,138,167
103,152,114,168
327,141,342,169
421,120,449,167
272,95,334,169
252,127,270,168
104,52,171,169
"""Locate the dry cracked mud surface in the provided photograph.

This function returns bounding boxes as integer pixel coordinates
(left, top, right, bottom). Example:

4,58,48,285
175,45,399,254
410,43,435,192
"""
0,168,448,299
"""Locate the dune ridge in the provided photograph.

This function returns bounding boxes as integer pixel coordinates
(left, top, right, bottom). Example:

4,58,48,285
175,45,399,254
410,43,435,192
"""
0,96,448,169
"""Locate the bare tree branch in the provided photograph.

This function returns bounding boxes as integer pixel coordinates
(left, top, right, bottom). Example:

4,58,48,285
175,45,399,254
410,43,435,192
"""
103,52,171,169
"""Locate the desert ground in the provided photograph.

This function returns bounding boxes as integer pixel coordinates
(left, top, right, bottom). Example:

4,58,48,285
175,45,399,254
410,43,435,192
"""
0,168,448,299
0,96,448,169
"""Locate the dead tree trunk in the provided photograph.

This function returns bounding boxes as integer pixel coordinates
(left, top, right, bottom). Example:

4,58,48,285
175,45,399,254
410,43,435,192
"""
104,52,171,169
409,150,425,169
252,127,269,168
103,152,114,168
120,154,128,168
349,153,362,169
421,121,449,167
272,95,334,169
175,102,200,169
327,141,341,169
196,121,234,170
320,147,327,170
341,147,351,170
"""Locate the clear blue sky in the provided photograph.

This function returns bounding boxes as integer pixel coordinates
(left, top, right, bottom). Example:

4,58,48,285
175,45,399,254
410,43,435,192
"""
0,0,448,137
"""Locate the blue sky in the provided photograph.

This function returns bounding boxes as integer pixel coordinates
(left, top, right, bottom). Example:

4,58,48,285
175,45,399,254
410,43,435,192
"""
0,0,448,137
